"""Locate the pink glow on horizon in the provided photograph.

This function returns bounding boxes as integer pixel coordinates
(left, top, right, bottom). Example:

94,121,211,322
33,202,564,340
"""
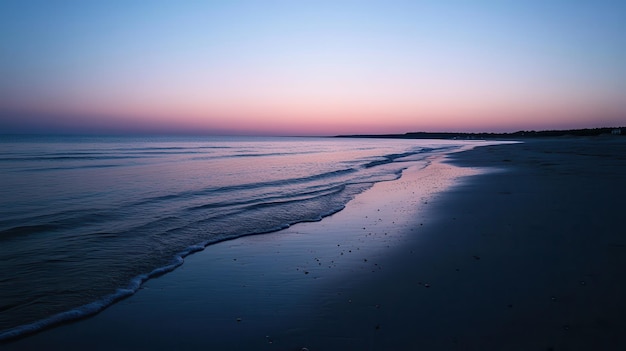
4,90,624,135
3,57,624,135
1,2,624,135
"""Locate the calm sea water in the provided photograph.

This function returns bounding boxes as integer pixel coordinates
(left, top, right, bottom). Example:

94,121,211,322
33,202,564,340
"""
0,135,476,340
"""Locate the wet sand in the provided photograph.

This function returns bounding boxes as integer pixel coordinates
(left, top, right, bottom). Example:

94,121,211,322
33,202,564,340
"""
6,137,626,350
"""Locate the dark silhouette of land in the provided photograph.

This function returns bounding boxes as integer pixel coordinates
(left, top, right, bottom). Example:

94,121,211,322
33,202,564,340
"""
338,127,625,139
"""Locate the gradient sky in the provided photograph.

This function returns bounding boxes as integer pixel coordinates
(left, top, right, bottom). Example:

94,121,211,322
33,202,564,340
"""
1,0,625,135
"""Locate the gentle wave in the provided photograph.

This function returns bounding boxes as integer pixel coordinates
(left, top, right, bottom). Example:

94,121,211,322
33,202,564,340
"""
0,247,190,342
0,136,474,341
0,195,353,342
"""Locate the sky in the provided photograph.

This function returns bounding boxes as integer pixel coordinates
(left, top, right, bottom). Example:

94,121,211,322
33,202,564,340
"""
1,0,625,136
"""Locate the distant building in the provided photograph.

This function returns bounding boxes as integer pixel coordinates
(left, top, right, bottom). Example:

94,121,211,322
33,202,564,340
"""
612,128,622,135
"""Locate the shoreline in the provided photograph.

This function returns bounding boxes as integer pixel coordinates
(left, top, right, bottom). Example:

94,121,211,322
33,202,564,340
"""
0,141,477,343
6,137,626,350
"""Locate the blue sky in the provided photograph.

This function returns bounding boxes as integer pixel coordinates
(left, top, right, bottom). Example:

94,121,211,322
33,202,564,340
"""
1,0,625,135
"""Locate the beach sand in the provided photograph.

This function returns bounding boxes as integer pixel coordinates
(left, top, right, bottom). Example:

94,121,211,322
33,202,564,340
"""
5,137,626,350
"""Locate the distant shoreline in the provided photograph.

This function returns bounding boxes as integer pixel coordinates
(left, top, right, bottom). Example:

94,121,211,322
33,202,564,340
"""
2,126,625,140
336,126,625,140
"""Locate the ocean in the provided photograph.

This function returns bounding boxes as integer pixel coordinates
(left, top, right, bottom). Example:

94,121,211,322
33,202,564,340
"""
0,135,479,340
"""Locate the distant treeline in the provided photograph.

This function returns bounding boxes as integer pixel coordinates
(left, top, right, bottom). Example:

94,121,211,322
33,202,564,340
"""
337,127,625,140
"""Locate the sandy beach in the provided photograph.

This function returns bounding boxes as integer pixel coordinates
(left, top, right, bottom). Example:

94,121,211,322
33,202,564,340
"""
5,136,626,350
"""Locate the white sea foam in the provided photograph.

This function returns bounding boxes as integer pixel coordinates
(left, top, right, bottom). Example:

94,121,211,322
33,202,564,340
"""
0,136,483,340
